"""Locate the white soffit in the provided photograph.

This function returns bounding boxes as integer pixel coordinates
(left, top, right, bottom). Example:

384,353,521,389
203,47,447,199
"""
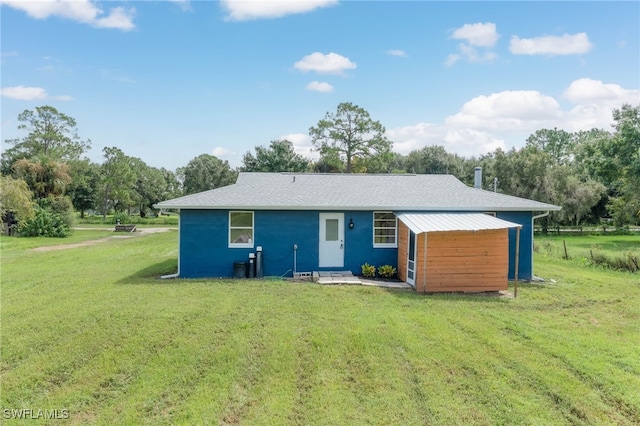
395,213,522,233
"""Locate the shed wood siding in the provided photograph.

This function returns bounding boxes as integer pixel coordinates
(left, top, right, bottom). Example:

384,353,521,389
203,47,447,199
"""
397,221,408,282
415,233,427,293
424,229,509,292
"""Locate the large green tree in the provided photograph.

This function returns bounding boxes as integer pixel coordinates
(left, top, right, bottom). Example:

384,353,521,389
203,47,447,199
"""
309,102,392,173
11,157,72,199
0,175,35,228
525,128,575,165
570,105,640,225
67,159,101,218
2,106,90,172
241,140,310,172
97,147,136,219
608,104,640,225
179,154,237,195
160,168,182,201
404,145,466,176
129,157,167,217
554,173,606,227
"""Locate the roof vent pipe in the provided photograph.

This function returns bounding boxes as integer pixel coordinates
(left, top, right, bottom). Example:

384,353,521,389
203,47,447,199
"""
474,167,482,189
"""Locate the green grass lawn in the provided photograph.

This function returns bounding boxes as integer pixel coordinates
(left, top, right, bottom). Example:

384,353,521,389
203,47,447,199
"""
1,231,638,425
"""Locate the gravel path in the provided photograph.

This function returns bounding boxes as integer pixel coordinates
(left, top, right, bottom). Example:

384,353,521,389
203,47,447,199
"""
30,227,176,252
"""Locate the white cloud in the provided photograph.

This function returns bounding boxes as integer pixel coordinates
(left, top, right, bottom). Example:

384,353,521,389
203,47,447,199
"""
168,0,191,12
387,49,407,57
562,79,640,131
221,0,337,21
212,147,234,158
284,79,637,163
1,85,48,100
306,81,334,93
0,0,135,30
446,22,499,66
1,85,73,101
444,53,461,67
294,52,356,74
451,22,500,47
458,43,497,64
385,123,505,158
443,129,506,157
563,78,640,105
386,123,440,155
93,6,135,30
446,90,562,131
280,133,319,159
386,78,638,159
509,32,592,55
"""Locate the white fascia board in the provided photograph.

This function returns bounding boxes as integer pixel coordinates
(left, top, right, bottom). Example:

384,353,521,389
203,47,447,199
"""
156,204,560,212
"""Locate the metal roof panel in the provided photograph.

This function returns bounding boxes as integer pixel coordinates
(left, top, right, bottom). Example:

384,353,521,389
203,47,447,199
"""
395,213,522,233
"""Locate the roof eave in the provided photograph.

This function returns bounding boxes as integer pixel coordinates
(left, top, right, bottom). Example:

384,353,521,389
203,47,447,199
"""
154,204,561,212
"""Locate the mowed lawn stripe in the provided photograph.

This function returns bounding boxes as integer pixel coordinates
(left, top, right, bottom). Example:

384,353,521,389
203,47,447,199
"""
1,231,639,425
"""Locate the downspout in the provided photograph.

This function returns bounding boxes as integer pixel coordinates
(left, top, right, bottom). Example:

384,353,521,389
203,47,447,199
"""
161,211,181,279
527,210,550,282
532,211,550,221
514,226,521,297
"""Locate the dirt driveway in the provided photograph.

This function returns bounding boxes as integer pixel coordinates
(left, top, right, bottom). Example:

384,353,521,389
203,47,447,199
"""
29,227,176,252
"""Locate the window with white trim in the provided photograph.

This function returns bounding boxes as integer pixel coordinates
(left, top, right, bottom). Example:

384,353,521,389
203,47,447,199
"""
373,211,397,248
229,211,254,248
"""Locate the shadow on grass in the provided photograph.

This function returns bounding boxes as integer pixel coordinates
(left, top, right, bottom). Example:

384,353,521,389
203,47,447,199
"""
381,278,558,302
117,259,178,284
381,287,511,303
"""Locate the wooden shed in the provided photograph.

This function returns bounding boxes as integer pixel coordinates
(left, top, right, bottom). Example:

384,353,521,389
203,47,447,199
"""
395,213,521,293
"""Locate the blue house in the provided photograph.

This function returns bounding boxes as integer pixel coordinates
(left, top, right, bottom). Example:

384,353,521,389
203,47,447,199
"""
155,172,560,292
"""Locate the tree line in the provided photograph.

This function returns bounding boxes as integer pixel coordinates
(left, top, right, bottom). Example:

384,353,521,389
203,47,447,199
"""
1,102,638,237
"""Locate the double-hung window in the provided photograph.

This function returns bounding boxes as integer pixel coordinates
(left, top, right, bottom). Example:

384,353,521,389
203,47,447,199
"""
229,211,254,248
373,211,397,248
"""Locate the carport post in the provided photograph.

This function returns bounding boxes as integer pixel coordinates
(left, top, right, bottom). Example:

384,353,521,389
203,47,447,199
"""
514,226,521,297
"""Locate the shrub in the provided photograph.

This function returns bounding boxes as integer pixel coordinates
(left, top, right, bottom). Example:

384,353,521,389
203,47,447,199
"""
40,196,74,230
19,204,71,237
589,251,640,273
378,264,397,279
361,263,376,278
113,211,131,224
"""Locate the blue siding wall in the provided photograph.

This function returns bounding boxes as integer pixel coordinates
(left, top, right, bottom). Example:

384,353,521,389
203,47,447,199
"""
179,210,397,278
180,210,236,278
496,211,534,280
342,211,398,274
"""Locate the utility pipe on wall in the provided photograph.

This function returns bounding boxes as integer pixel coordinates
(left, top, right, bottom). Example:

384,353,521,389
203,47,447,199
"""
256,246,263,278
293,244,298,275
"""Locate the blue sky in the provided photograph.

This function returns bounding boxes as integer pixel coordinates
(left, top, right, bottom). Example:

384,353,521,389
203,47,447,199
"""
1,0,639,171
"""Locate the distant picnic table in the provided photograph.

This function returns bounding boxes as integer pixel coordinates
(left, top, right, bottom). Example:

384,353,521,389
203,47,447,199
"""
115,224,137,233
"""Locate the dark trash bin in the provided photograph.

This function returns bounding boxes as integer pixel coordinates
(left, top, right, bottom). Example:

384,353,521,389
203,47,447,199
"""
233,261,247,278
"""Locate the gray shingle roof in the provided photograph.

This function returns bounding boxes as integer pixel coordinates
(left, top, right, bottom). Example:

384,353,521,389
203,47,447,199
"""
155,172,561,212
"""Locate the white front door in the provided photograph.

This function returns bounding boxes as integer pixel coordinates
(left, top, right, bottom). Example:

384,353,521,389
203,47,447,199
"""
319,213,344,268
406,229,417,286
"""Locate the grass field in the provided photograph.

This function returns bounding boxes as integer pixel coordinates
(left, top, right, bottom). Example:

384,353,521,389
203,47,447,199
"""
535,234,640,272
1,231,638,425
